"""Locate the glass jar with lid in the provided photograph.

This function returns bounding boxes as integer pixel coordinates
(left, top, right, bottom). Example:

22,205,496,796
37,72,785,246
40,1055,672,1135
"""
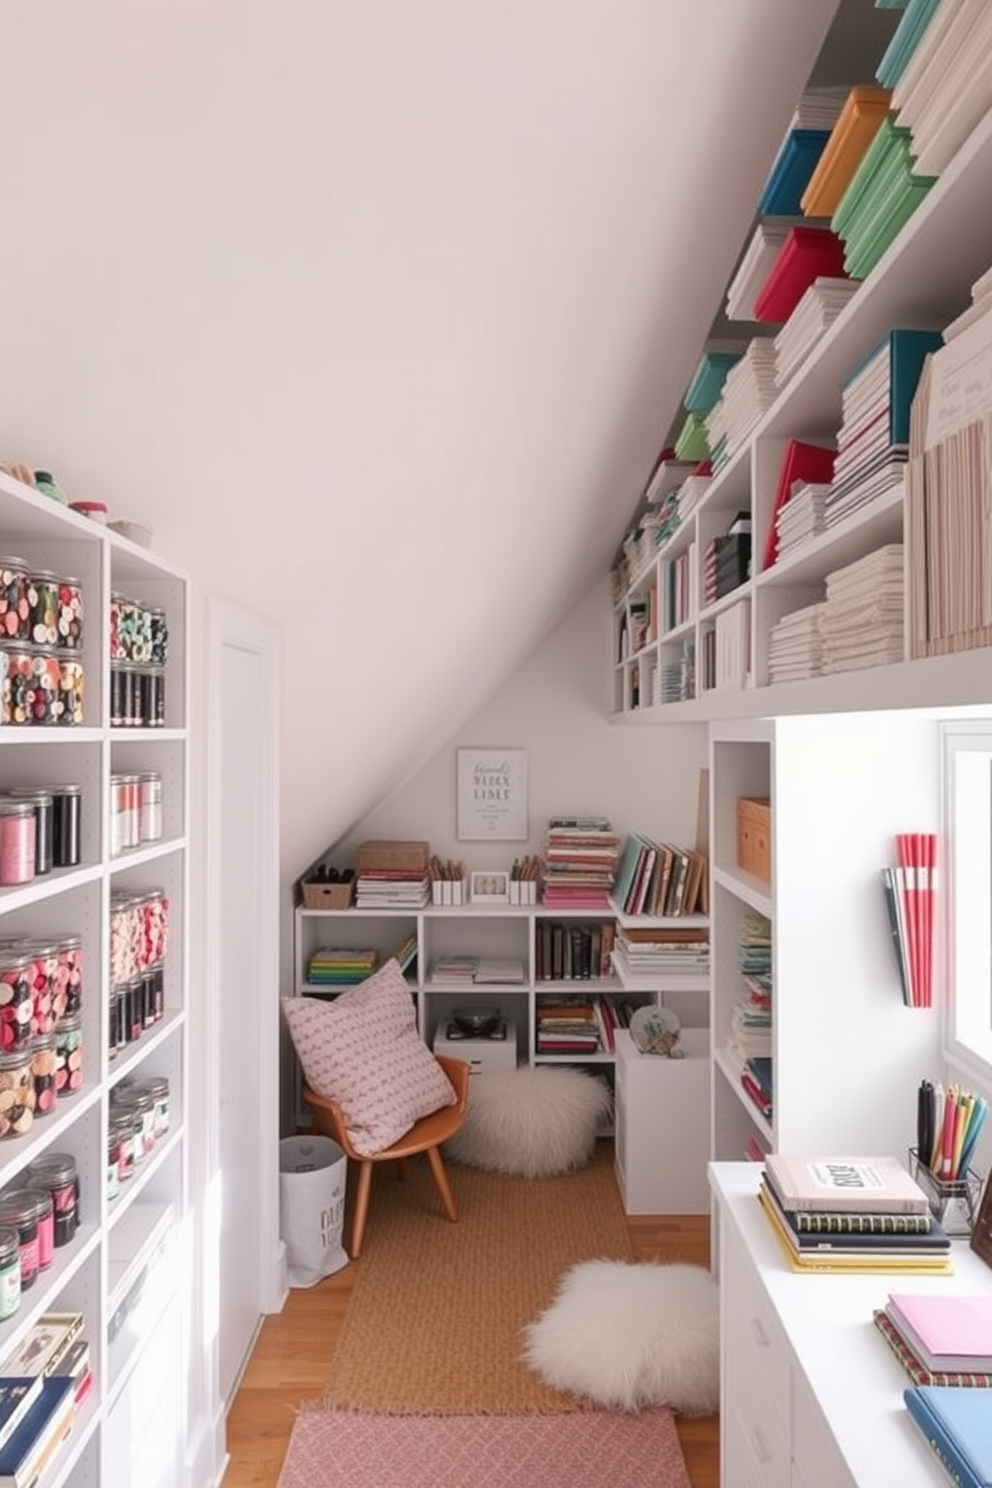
26,1152,78,1247
0,1048,34,1138
0,1225,20,1320
0,951,34,1052
26,570,59,646
6,788,52,876
0,557,29,642
53,1015,83,1096
0,801,36,886
55,576,83,650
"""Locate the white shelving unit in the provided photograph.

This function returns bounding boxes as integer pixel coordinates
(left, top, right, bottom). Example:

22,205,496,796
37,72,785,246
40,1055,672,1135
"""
709,714,943,1166
611,89,992,726
293,900,710,1074
0,475,188,1488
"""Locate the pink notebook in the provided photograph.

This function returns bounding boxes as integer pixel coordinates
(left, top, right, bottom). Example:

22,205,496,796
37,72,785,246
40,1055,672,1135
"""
888,1294,992,1371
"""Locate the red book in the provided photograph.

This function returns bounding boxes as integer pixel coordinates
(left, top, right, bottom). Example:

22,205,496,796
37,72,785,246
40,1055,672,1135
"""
762,439,836,570
753,226,849,324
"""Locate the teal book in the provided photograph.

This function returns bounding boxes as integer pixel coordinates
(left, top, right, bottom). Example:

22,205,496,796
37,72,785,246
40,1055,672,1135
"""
683,352,742,414
758,129,831,215
876,0,942,88
904,1384,992,1488
843,328,942,445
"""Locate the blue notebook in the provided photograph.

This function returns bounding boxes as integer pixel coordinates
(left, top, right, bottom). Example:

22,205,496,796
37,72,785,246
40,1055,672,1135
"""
904,1385,992,1488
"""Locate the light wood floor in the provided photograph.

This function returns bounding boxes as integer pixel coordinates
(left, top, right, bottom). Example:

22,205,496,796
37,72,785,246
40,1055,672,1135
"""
222,1210,718,1488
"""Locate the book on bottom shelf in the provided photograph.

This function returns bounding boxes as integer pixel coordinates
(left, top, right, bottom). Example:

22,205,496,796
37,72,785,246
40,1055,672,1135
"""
904,1384,992,1488
0,1373,75,1488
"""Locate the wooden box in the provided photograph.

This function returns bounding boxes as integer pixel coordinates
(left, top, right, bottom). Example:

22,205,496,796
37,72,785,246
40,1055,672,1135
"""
737,797,771,882
356,839,430,873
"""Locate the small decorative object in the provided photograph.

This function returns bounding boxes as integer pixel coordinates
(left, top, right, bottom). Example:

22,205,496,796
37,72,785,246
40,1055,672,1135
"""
68,500,108,524
970,1171,992,1271
451,1005,502,1037
629,1004,683,1057
470,870,510,904
33,470,67,505
457,748,528,841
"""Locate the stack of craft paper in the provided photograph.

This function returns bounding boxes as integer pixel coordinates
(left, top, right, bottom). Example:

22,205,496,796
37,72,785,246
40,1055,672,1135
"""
683,349,744,415
876,0,942,89
827,328,941,528
820,544,905,674
753,226,849,325
726,223,794,321
831,115,936,281
767,601,826,683
891,0,992,177
673,411,710,463
774,276,860,388
705,340,779,470
800,86,894,219
775,481,830,559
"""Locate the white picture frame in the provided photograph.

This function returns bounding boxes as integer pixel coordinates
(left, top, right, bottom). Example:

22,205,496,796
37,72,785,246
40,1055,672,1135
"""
456,748,528,842
470,870,510,904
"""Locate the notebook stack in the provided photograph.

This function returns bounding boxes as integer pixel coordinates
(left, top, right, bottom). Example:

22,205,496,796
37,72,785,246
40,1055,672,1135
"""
705,342,779,470
757,87,848,216
541,817,620,910
773,277,859,389
774,482,831,562
800,86,893,220
767,600,826,684
876,0,941,90
831,114,936,282
819,543,905,675
753,226,849,326
826,328,942,529
890,0,992,178
759,1153,952,1273
876,1292,992,1387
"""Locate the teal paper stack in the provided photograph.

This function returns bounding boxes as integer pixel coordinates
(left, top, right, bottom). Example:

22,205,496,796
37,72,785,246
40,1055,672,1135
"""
831,114,935,280
876,0,942,89
683,351,743,414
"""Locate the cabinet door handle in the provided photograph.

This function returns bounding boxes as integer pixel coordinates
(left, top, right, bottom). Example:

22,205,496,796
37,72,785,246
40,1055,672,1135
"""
750,1315,771,1347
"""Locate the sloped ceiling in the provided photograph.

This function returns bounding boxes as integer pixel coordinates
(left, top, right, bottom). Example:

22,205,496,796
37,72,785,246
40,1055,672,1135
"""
0,0,893,869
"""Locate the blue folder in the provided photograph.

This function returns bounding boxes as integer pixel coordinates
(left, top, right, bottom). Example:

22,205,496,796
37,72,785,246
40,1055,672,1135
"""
904,1386,992,1488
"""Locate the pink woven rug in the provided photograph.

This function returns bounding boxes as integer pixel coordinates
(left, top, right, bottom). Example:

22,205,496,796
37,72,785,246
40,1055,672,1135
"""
277,1405,690,1488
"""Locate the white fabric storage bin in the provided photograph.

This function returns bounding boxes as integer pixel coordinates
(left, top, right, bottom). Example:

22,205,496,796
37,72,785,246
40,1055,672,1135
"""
279,1135,348,1286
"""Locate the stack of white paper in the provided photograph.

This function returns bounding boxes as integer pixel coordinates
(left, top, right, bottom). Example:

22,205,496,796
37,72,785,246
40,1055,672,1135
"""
774,277,859,389
706,341,779,467
767,601,826,683
891,0,992,177
820,545,905,673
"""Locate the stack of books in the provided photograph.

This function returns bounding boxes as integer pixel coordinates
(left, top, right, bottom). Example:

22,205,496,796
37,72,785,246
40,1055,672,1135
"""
774,482,831,562
753,226,849,326
673,411,710,464
534,922,613,982
727,968,771,1065
611,834,707,918
756,87,847,216
831,115,936,282
876,1292,992,1387
612,924,709,980
826,328,942,530
683,349,744,417
876,0,941,89
306,946,378,987
767,599,827,684
535,998,600,1056
705,341,779,469
904,1385,992,1488
726,223,796,321
355,840,432,908
759,1154,952,1273
773,277,859,389
711,601,751,692
819,544,905,675
0,1312,89,1488
800,86,894,220
890,0,992,177
703,514,751,604
763,440,835,570
736,914,772,1117
541,817,620,910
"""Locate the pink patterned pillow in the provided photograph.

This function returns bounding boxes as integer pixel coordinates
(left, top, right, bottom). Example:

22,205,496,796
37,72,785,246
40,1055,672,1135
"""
281,959,456,1157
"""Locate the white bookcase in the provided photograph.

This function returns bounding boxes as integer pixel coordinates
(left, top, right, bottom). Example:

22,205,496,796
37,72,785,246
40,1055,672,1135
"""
610,83,992,727
0,475,188,1488
293,899,710,1072
709,714,943,1166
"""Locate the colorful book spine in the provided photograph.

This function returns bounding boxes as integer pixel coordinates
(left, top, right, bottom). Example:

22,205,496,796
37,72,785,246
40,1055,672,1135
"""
875,1311,992,1388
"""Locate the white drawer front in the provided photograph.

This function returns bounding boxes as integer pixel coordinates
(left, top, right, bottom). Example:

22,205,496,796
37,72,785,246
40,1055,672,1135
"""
791,1377,858,1488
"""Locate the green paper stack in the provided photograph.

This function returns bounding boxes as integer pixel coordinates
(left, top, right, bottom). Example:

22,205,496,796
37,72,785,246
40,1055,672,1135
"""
831,114,935,281
673,411,710,463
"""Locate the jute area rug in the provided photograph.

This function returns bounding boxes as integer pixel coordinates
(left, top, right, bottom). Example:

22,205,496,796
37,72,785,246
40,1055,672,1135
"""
324,1138,633,1414
275,1141,690,1488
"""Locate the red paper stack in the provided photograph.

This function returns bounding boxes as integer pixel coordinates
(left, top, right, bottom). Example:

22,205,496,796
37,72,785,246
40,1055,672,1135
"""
753,226,849,325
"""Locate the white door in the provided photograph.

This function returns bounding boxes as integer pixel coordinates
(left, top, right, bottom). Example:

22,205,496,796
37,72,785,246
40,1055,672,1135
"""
208,601,282,1410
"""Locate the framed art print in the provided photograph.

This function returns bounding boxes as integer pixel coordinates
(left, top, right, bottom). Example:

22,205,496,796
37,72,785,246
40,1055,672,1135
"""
456,749,528,842
971,1170,992,1272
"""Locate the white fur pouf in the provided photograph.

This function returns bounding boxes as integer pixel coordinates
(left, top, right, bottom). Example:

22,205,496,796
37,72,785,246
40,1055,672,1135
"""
444,1066,611,1178
522,1259,720,1415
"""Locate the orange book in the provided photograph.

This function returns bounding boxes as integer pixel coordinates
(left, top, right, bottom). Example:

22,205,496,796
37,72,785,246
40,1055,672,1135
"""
801,86,892,218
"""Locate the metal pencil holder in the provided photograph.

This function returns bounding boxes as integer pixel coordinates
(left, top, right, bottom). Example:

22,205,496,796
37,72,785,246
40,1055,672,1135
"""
909,1148,983,1237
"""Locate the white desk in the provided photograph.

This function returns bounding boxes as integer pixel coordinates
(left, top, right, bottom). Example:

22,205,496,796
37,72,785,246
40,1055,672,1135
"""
710,1161,992,1488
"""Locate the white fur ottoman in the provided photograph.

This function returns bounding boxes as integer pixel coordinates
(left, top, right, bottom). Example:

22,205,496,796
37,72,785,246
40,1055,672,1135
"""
522,1259,720,1414
444,1066,611,1178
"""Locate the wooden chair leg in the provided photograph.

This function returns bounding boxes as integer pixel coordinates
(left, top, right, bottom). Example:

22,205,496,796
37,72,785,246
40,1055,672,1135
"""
350,1160,374,1260
426,1145,458,1223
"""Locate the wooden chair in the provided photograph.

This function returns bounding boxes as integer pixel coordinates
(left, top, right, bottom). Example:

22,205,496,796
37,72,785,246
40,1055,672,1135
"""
303,1054,471,1260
